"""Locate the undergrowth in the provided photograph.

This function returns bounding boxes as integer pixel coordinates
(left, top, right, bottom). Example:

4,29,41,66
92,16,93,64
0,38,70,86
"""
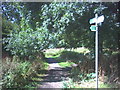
1,56,48,89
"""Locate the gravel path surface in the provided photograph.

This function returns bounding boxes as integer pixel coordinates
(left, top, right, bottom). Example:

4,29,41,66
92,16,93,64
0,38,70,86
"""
37,58,72,89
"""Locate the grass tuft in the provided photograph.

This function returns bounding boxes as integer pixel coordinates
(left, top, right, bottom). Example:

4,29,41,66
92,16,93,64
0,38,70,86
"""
58,61,75,68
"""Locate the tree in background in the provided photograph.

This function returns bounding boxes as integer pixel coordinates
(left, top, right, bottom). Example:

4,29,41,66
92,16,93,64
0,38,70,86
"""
40,2,120,54
2,2,50,60
2,2,49,30
41,2,90,48
2,2,120,58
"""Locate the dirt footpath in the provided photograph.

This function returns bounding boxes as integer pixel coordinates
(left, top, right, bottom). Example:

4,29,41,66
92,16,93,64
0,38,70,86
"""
37,58,72,89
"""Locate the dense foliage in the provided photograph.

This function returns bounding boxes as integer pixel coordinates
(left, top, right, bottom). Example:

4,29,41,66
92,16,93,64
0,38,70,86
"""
3,26,49,59
40,2,120,53
2,2,120,54
41,2,90,48
1,2,120,88
2,18,19,38
2,3,50,59
1,56,48,88
59,51,87,62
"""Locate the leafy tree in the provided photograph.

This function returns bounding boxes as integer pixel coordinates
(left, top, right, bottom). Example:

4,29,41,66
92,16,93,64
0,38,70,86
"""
2,2,119,59
23,2,50,29
3,3,50,60
41,2,91,48
2,18,19,38
2,2,23,24
2,2,49,30
2,17,19,55
3,19,49,60
40,2,120,54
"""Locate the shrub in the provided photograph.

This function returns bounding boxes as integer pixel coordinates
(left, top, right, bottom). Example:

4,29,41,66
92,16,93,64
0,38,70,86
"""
2,57,31,88
59,51,94,74
1,56,47,88
70,71,96,83
59,51,87,63
63,78,76,88
3,27,49,60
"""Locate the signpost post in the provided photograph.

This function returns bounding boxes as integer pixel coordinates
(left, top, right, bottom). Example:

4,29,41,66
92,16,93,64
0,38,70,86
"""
89,14,104,89
95,13,98,89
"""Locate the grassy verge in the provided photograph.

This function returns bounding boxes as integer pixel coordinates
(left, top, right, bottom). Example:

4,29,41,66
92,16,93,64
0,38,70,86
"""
44,48,64,58
43,62,49,70
58,61,75,68
63,78,118,88
31,61,49,82
44,47,90,58
1,56,49,88
45,54,60,58
78,81,114,88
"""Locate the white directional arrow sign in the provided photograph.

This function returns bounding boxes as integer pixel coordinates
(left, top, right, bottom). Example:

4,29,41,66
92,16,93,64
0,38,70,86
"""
97,15,104,23
89,15,104,24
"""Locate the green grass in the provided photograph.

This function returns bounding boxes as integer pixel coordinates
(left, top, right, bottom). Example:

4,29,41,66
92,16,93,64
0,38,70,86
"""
73,47,90,54
99,83,118,88
44,47,90,58
45,54,60,58
32,77,43,81
77,81,107,88
31,62,49,87
58,61,75,68
44,48,64,58
63,79,117,88
99,83,111,88
43,62,49,70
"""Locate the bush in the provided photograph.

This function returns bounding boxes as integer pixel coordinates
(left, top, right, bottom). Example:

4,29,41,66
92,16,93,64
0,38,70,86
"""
71,72,96,83
3,27,49,60
1,56,46,88
44,48,64,57
59,51,95,74
59,51,87,63
2,18,19,56
63,78,76,88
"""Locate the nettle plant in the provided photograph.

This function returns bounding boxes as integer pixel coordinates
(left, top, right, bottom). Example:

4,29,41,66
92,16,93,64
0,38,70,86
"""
4,26,49,60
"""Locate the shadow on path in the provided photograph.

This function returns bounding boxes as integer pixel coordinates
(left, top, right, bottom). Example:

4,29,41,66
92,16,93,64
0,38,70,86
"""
45,58,64,63
37,58,72,88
